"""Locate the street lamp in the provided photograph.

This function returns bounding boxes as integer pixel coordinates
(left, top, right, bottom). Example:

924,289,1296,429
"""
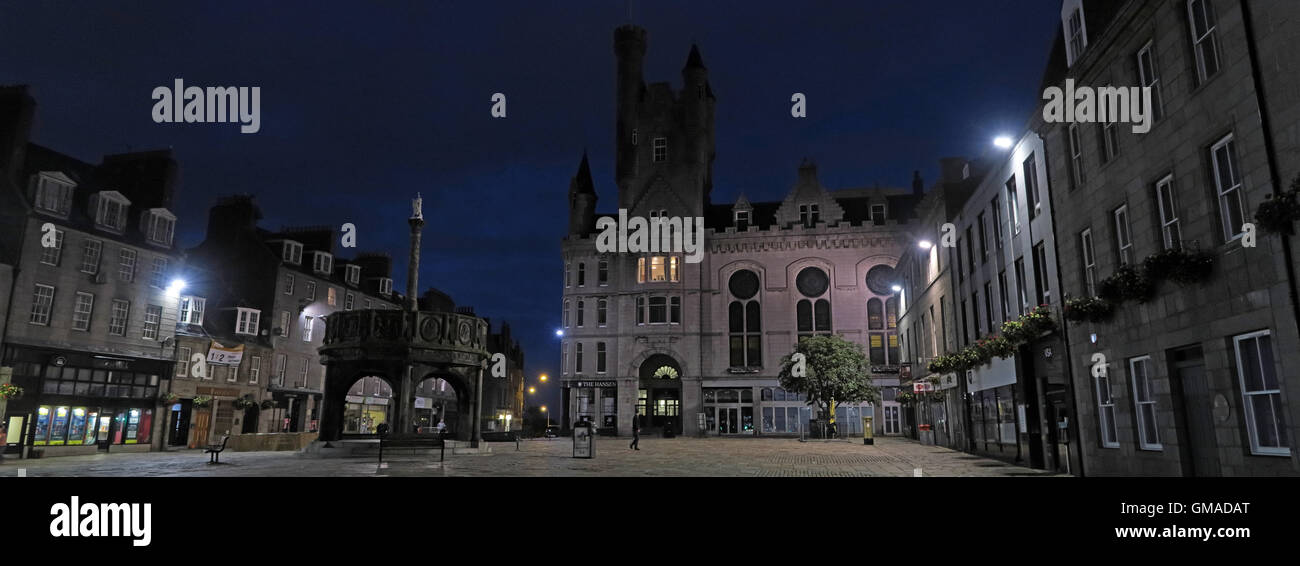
994,135,1014,149
528,386,536,394
541,405,549,432
917,240,933,250
539,374,548,383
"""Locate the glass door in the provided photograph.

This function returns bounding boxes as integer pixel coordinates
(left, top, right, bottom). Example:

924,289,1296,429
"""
884,404,901,435
96,415,113,450
718,407,738,434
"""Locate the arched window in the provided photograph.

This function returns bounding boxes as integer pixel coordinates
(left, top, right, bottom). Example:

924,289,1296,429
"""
577,300,585,327
575,342,584,374
868,298,884,330
728,270,762,367
563,300,570,328
597,299,608,326
796,267,832,339
577,263,586,286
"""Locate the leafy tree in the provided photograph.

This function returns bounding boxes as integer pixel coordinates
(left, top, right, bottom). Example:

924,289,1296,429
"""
778,335,879,434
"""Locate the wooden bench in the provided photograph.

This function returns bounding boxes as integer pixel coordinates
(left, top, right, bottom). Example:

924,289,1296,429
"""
378,436,445,463
205,435,230,464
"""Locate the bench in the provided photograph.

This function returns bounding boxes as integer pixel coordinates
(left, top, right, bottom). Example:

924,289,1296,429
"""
378,436,445,463
205,435,230,464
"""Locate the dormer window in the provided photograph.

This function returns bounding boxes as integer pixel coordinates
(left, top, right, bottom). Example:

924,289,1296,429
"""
235,307,261,336
734,210,751,230
281,241,303,265
179,296,205,325
1063,0,1087,67
799,204,820,228
141,208,177,247
312,251,333,275
91,191,130,232
345,264,361,286
871,204,887,225
379,277,393,296
30,172,75,217
653,137,667,162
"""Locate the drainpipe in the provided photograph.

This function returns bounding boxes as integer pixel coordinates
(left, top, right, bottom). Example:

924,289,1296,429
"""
1241,0,1300,352
1039,127,1087,477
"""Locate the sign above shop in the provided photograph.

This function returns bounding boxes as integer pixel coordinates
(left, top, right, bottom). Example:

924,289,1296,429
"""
912,382,935,393
206,342,245,366
573,380,617,388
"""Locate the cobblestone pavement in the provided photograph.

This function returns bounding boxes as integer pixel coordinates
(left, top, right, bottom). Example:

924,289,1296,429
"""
0,437,1056,477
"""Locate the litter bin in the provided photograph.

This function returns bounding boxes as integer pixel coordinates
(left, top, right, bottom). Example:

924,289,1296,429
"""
572,419,595,459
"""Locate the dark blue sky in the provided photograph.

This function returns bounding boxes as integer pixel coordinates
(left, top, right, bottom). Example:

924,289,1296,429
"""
0,1,1061,408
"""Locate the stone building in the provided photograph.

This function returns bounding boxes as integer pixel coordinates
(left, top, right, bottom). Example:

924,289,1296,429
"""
1039,0,1300,475
559,26,922,438
0,85,182,457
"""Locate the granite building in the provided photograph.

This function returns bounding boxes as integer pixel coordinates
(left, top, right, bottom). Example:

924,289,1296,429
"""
559,26,922,437
1040,0,1300,475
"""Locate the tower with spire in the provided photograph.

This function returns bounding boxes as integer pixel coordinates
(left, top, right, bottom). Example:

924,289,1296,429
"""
567,152,597,236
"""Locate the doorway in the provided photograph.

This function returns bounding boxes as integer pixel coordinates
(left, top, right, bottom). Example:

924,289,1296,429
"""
883,403,901,435
1169,346,1219,477
169,401,191,446
190,408,211,449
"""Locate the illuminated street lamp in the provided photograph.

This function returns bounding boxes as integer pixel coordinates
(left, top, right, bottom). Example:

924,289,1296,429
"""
918,240,933,250
539,374,548,383
528,386,536,394
555,329,564,337
994,135,1013,149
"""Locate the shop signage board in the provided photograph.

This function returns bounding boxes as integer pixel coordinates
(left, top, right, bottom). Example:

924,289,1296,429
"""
206,342,244,366
912,382,935,393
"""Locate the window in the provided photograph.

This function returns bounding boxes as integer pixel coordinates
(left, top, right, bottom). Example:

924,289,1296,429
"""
281,241,303,265
1095,371,1119,448
306,281,317,301
1005,176,1020,235
577,262,587,287
1024,155,1040,216
596,342,607,373
639,255,678,283
226,362,239,382
965,226,975,274
345,292,354,310
30,284,55,325
562,342,569,375
670,296,681,324
327,287,337,306
143,209,176,247
649,296,667,324
636,296,645,325
345,265,361,286
577,300,585,327
565,262,571,287
283,274,295,295
960,299,969,346
80,239,102,274
1234,331,1289,455
653,137,667,162
1211,135,1245,241
971,291,981,336
1188,0,1220,83
796,267,832,339
236,308,261,336
312,252,333,275
1136,41,1165,123
364,299,372,309
1014,258,1028,315
1114,205,1134,265
1069,124,1085,189
799,204,820,228
735,210,751,229
177,346,191,377
1033,243,1050,306
274,354,287,385
179,296,205,324
249,356,262,384
1080,229,1097,296
977,213,989,259
39,228,63,265
298,357,308,387
1065,4,1087,66
93,192,129,232
279,311,291,337
563,300,570,328
729,273,763,367
999,270,1010,321
575,343,584,374
142,305,162,340
302,316,314,342
598,260,609,285
32,173,74,216
984,282,995,329
870,204,886,225
1155,175,1181,250
72,292,94,331
150,257,167,288
378,278,393,296
109,300,130,336
1129,356,1161,450
597,298,607,326
118,249,137,282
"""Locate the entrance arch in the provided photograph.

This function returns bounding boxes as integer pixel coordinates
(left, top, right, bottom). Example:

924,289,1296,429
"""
341,376,394,435
412,377,461,435
635,352,683,435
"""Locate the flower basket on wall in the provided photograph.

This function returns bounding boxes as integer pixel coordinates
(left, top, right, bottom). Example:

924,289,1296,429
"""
231,398,257,411
1254,177,1300,235
1144,248,1214,285
191,395,213,409
158,392,179,404
1098,265,1156,304
0,383,22,401
1064,296,1115,323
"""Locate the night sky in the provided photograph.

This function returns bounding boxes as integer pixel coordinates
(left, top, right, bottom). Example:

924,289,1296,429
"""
0,1,1061,409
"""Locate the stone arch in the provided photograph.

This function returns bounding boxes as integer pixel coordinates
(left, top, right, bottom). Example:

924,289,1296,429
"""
625,348,687,380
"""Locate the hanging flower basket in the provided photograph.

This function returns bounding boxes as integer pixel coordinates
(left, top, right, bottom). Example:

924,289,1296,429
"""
1064,296,1115,323
0,383,23,401
1098,265,1156,304
192,395,213,409
231,398,257,410
1254,179,1300,235
1144,248,1214,285
895,391,916,405
158,392,180,404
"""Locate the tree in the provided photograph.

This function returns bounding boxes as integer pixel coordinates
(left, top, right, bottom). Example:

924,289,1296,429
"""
778,335,879,436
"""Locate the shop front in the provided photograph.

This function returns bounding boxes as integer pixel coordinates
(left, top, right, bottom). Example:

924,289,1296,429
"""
1,345,168,458
343,395,388,435
966,356,1022,463
570,380,618,435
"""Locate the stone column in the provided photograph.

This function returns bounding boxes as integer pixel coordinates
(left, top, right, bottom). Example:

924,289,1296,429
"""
406,204,424,313
472,361,484,447
318,369,347,442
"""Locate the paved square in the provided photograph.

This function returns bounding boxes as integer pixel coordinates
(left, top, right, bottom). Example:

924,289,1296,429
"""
0,437,1054,477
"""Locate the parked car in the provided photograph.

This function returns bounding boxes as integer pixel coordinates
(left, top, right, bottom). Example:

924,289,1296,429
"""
544,425,560,438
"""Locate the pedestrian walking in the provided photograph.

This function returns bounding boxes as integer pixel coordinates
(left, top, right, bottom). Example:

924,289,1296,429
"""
629,414,640,450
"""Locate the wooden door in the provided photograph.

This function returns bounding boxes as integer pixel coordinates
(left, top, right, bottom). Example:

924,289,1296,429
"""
190,410,211,448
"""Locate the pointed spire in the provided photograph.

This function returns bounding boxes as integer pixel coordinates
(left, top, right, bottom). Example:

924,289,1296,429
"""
570,151,595,195
684,44,706,70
